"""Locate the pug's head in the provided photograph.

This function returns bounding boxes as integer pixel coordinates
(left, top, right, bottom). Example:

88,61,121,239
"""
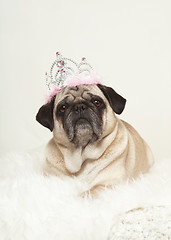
36,84,126,148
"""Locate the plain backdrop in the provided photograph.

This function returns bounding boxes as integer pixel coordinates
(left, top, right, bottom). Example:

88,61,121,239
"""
0,0,171,160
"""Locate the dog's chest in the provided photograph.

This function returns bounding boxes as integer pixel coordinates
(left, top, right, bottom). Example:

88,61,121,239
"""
75,160,103,184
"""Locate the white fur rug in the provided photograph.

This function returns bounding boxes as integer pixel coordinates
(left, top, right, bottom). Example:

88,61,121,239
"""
0,149,171,240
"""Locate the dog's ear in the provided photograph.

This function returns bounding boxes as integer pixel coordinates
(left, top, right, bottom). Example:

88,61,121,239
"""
97,84,126,114
36,97,55,131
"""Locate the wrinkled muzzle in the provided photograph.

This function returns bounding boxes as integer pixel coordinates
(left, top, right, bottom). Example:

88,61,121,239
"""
64,103,102,147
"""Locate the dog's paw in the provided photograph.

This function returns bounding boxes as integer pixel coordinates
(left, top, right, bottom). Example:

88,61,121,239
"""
80,185,105,198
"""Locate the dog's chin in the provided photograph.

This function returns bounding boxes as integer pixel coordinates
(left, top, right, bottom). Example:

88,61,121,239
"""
72,119,95,147
65,118,98,147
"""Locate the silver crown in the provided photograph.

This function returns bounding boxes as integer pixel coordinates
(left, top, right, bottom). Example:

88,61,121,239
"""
45,52,93,90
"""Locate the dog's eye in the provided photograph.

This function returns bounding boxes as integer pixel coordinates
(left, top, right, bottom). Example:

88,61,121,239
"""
59,105,67,113
93,100,102,107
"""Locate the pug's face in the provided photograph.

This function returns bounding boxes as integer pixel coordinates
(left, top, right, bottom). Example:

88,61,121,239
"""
55,85,107,147
36,84,126,148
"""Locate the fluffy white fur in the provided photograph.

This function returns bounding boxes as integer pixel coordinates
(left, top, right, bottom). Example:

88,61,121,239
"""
0,149,171,240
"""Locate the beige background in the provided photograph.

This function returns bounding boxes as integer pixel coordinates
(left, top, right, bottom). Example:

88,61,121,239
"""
0,0,171,160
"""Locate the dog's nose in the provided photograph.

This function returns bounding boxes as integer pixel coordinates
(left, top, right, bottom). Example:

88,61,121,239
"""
74,103,87,113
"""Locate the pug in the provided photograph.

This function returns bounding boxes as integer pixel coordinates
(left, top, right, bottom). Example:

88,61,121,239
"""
36,84,154,196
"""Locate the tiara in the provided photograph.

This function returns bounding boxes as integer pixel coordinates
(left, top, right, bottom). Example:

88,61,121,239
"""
45,52,94,90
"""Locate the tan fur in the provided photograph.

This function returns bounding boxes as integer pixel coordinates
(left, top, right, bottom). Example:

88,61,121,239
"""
44,85,154,195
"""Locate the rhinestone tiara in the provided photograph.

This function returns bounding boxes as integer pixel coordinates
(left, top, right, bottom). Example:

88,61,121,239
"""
45,52,94,90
